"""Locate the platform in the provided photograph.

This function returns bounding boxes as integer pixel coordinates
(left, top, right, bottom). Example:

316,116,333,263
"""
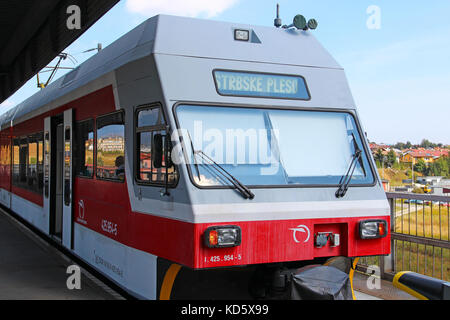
0,208,122,300
353,271,418,300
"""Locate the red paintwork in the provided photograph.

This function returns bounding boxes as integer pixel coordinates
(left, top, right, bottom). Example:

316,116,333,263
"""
11,186,43,207
12,86,115,139
1,86,116,207
73,190,390,269
74,176,130,244
0,84,391,271
194,216,390,268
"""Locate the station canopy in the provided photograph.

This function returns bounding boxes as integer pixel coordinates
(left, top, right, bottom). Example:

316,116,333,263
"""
0,0,119,105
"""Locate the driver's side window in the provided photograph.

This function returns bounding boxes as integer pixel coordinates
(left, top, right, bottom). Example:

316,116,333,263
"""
135,105,177,185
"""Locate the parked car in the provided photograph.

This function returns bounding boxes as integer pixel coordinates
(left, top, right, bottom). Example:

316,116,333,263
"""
404,199,424,205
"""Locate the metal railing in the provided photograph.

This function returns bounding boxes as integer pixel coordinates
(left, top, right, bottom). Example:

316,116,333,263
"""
358,192,450,282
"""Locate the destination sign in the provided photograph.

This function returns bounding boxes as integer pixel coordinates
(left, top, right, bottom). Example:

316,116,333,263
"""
213,70,310,100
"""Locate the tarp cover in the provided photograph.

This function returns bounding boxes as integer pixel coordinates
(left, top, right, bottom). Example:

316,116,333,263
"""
290,265,352,300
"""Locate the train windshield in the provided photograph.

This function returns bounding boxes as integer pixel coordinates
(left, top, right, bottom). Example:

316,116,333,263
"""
176,105,374,187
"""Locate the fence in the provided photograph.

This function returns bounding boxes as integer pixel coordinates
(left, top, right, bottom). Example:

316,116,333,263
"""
358,192,450,282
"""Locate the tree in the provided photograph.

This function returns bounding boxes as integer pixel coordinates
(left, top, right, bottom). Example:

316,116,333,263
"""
420,139,433,149
414,159,427,175
374,149,384,168
447,156,450,178
412,187,425,194
386,150,397,168
391,140,444,151
428,157,449,177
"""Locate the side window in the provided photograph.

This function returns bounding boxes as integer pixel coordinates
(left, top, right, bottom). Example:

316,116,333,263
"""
37,134,43,194
28,136,38,192
12,133,43,194
136,106,177,185
96,111,125,181
19,138,28,188
74,119,94,178
0,143,7,167
12,139,20,185
64,127,71,205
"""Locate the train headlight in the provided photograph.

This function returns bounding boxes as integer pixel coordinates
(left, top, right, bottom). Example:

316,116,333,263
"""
234,29,249,41
359,220,387,239
204,226,241,248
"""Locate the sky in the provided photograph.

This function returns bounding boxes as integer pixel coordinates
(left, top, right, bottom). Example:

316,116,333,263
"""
1,0,449,145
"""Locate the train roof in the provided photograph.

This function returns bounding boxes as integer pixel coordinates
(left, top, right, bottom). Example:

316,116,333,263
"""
0,14,341,129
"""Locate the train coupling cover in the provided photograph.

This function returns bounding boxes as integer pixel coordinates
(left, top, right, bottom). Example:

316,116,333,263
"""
251,257,355,300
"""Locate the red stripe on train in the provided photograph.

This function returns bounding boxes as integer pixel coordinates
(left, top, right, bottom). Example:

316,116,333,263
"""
74,199,390,269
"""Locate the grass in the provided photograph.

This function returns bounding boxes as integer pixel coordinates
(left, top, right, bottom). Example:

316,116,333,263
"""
377,167,426,187
378,168,409,187
393,200,450,281
394,242,449,281
394,200,450,240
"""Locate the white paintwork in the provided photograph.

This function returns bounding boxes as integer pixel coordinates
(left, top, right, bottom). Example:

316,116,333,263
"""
0,188,10,208
131,199,390,224
10,192,47,233
190,199,390,223
73,223,158,300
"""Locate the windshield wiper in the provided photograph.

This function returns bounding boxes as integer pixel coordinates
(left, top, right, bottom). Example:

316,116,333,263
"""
194,150,255,200
335,134,363,198
186,131,201,181
263,112,289,183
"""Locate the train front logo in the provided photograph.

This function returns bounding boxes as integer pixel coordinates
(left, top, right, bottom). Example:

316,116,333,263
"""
289,225,311,243
78,200,85,220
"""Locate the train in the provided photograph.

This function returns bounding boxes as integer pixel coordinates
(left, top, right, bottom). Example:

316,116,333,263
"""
0,14,390,299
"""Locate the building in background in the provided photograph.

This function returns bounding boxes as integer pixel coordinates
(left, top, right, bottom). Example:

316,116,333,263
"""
400,148,449,165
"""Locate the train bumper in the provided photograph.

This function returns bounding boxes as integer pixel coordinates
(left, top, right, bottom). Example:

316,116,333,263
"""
195,216,390,269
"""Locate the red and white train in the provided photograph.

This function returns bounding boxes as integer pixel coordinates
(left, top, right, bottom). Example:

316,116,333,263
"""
0,15,390,299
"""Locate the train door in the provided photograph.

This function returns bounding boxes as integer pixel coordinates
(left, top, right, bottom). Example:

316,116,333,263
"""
62,109,74,249
44,110,74,249
55,123,64,239
43,117,52,236
45,114,63,241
